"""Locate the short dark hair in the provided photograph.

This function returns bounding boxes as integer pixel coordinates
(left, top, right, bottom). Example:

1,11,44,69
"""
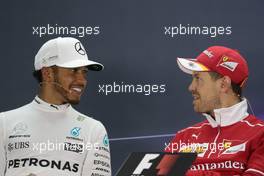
208,72,242,97
33,66,58,83
33,70,42,83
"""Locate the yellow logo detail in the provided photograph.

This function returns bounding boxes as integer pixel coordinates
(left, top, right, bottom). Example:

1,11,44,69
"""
222,56,229,62
195,146,205,154
181,147,193,153
224,142,232,149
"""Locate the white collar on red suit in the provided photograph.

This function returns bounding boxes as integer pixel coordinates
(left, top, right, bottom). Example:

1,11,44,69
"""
203,98,249,128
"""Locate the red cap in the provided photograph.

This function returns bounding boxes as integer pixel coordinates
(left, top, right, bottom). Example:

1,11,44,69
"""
177,46,249,87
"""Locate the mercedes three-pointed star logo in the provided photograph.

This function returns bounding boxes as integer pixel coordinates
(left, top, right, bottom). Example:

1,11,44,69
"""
74,42,86,55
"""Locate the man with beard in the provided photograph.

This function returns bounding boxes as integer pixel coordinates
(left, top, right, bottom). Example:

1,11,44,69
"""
0,37,111,176
165,46,264,176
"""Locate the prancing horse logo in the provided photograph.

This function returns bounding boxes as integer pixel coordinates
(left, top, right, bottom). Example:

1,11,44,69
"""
75,42,86,55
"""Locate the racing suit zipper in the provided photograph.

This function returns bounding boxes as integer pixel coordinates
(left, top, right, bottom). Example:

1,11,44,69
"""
207,121,221,158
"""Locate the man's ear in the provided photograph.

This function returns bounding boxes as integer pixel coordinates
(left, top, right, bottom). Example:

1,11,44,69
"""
41,67,54,82
219,76,232,93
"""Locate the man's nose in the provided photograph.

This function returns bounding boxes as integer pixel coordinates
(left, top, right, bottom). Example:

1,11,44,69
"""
75,71,87,83
188,79,195,93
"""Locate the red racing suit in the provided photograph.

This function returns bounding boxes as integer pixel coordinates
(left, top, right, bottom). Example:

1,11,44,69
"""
165,99,264,176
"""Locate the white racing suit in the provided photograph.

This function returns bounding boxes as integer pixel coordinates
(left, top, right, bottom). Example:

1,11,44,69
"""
0,96,111,176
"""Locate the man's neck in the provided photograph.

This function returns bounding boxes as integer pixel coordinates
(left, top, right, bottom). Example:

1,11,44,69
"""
38,88,66,105
209,96,241,118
